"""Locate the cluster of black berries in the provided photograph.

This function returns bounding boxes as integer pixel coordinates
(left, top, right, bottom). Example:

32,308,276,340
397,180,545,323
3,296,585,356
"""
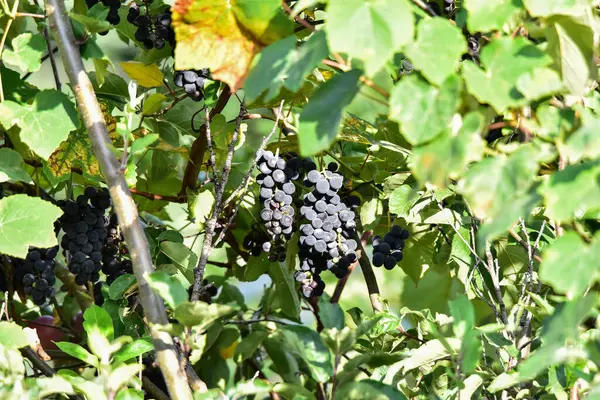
444,0,455,16
187,280,218,303
243,227,270,257
87,0,121,27
128,3,175,50
101,213,133,284
174,69,210,102
256,151,302,262
372,225,409,270
17,247,59,305
57,188,112,286
468,36,480,60
295,162,361,298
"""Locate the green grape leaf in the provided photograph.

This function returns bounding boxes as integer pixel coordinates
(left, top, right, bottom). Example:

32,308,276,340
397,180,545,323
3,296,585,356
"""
298,69,361,156
389,74,461,145
325,0,413,76
546,15,597,96
0,195,62,258
275,325,333,382
462,37,552,113
245,31,329,104
412,112,485,188
464,0,523,33
335,380,408,400
70,4,111,34
0,90,78,159
83,305,114,341
516,67,564,101
270,251,301,319
146,271,188,309
540,232,600,297
2,33,46,73
174,301,235,328
112,338,153,363
404,18,467,86
172,0,292,91
457,143,551,220
108,274,137,301
563,118,600,163
523,0,596,17
55,342,98,367
538,160,600,221
0,148,32,183
0,321,31,349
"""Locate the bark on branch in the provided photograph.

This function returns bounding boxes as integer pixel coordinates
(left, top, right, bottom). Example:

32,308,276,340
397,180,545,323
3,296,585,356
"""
45,0,193,398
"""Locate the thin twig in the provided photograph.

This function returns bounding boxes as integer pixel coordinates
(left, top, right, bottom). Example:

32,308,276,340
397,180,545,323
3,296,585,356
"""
0,0,20,102
190,103,247,301
33,0,60,91
331,231,371,303
353,228,383,313
15,11,45,18
485,244,507,325
45,0,194,397
321,59,390,99
141,376,171,400
130,188,187,203
179,87,231,196
281,1,314,32
411,0,439,16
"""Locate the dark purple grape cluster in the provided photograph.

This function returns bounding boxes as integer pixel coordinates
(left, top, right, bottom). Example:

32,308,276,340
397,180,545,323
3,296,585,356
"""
468,36,480,59
101,213,133,284
444,0,455,16
18,247,59,305
128,3,175,50
372,225,409,270
86,0,121,27
256,151,302,262
243,227,270,257
174,69,210,102
187,279,218,303
295,162,361,298
57,187,112,286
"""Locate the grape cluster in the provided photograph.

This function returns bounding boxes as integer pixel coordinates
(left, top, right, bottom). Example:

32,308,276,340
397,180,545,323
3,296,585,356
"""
443,0,455,16
295,162,361,298
87,0,121,27
128,4,175,50
256,151,302,262
468,36,480,59
18,247,59,305
174,69,210,102
57,188,112,286
101,213,133,284
243,228,270,257
372,225,409,270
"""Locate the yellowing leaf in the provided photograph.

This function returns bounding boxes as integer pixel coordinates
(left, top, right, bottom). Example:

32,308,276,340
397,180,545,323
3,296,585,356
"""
172,0,292,92
143,93,168,115
120,62,164,88
47,103,117,178
219,341,238,359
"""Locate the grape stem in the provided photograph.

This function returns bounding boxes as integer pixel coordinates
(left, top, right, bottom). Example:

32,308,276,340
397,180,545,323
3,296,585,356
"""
330,231,371,304
179,87,231,196
354,230,384,313
44,0,195,397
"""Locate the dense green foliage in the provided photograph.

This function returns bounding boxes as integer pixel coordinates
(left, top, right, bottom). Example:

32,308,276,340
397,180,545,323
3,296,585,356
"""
1,0,600,399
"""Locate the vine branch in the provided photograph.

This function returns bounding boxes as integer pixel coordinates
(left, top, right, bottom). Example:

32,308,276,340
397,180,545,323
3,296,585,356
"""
44,0,193,398
190,102,247,301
